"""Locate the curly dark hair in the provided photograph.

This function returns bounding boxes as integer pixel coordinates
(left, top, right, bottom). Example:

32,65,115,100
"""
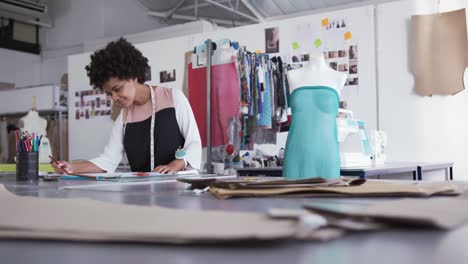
85,37,150,89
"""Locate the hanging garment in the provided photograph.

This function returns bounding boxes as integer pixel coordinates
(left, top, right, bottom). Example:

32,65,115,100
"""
61,119,69,161
258,65,272,128
273,57,286,108
46,118,69,161
238,51,251,114
283,71,291,108
0,119,8,163
188,61,240,147
183,51,193,98
283,86,340,180
248,59,259,133
7,131,16,163
47,119,59,160
7,123,19,163
269,66,278,131
257,59,264,115
248,55,254,116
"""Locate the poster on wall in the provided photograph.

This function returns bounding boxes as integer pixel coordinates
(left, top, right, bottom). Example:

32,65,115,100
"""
160,69,176,83
265,27,280,53
290,17,360,95
74,89,112,120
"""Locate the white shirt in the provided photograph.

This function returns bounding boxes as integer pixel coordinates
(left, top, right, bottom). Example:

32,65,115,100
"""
89,88,202,172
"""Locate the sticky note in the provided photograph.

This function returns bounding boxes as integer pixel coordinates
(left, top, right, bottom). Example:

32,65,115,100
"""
255,50,262,53
321,18,329,27
314,38,322,48
292,42,300,50
344,31,352,40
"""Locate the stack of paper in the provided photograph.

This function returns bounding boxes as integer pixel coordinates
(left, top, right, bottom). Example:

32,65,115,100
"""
304,194,468,229
0,185,297,244
178,177,460,199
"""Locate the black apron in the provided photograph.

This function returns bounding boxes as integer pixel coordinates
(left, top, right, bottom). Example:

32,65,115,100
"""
123,108,185,172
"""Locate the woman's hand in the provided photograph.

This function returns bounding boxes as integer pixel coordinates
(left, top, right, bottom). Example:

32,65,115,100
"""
153,159,185,174
51,160,74,174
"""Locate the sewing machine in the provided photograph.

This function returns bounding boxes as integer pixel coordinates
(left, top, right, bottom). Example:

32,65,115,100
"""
337,109,372,167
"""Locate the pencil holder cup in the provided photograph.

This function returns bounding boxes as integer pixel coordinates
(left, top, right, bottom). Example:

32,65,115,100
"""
16,152,39,181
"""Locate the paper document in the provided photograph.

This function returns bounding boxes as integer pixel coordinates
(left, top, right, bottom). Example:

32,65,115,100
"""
44,170,200,180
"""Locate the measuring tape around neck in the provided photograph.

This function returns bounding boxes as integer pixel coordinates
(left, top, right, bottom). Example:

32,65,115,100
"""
148,85,156,171
122,85,156,171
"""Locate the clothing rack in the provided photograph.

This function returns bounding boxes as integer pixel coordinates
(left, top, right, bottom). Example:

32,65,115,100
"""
193,40,290,173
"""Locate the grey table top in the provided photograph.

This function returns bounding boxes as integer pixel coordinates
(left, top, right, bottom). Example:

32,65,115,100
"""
1,174,468,264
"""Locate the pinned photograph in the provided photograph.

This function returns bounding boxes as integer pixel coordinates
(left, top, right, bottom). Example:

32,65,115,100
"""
292,55,300,63
338,64,348,72
349,45,358,59
328,51,338,58
338,50,347,57
348,77,359,85
300,54,310,62
349,59,358,74
329,62,338,70
265,27,280,53
160,69,176,83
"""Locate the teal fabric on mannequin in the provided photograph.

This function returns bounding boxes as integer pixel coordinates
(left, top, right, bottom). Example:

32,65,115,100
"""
283,86,340,180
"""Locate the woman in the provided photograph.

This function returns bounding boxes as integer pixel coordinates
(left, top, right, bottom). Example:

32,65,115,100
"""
52,38,202,174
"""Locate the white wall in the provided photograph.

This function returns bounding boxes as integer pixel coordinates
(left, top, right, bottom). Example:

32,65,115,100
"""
0,49,41,88
378,0,468,180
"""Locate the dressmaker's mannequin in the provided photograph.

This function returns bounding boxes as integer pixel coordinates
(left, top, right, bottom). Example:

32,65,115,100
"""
283,53,346,180
19,110,52,163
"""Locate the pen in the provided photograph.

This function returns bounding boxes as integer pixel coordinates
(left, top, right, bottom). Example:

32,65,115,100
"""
15,130,20,152
49,155,71,175
32,133,36,152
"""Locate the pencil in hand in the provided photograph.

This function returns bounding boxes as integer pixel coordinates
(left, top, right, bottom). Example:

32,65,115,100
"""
49,155,71,175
